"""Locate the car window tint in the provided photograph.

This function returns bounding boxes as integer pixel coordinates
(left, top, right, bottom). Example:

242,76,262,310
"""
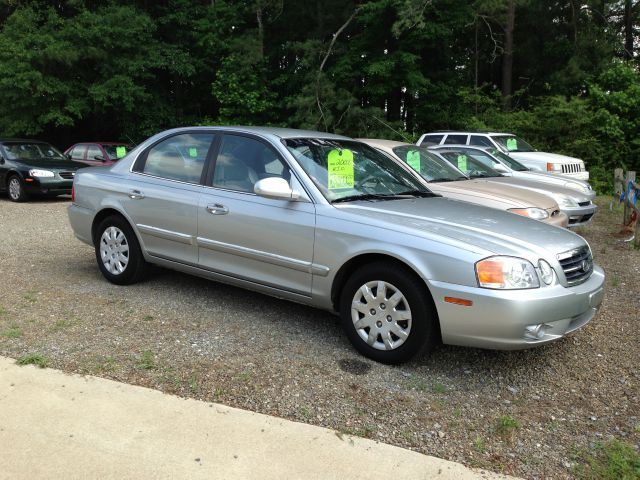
212,135,290,193
420,134,443,146
86,145,102,161
142,133,213,183
469,135,493,147
443,134,468,145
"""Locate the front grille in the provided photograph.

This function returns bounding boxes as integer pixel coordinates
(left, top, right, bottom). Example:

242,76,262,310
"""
561,163,582,174
59,171,75,179
578,201,591,207
557,246,593,285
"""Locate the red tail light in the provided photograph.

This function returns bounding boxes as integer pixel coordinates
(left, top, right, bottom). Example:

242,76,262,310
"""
71,184,75,202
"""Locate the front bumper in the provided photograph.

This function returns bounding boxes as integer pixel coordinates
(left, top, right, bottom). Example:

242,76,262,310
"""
545,211,569,228
563,203,597,227
24,177,73,196
429,265,605,350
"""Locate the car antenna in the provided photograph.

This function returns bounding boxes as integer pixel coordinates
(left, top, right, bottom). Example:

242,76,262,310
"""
369,115,415,144
125,134,137,147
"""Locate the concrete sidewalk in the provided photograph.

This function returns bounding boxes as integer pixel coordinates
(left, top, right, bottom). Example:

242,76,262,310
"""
0,357,512,479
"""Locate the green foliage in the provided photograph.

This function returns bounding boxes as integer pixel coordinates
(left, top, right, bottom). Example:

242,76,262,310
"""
573,439,640,480
0,0,636,191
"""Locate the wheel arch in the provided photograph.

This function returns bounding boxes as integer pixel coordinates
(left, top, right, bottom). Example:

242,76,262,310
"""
91,207,139,246
331,254,440,329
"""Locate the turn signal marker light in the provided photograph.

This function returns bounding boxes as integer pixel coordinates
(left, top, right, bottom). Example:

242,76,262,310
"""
444,297,473,307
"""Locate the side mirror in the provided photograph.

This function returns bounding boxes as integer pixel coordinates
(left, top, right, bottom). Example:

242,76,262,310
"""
254,177,300,201
65,153,71,160
94,155,106,162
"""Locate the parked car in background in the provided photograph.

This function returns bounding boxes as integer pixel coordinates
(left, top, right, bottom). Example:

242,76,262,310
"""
417,131,589,181
358,139,568,228
432,146,597,227
475,146,595,199
0,139,82,202
68,127,605,364
65,142,132,166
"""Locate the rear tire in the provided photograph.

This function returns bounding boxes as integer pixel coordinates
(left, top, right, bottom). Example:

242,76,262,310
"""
94,215,147,285
339,262,438,364
7,175,28,202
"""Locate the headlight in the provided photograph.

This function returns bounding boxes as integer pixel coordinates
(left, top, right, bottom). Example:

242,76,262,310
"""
564,181,589,194
538,260,554,285
476,256,540,289
550,193,578,208
546,163,562,172
508,207,549,220
29,169,55,177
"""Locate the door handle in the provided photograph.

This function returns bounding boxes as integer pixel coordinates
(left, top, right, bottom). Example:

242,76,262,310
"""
129,189,145,199
206,203,229,215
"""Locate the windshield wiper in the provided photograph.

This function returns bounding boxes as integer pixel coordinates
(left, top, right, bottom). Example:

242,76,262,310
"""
397,190,439,198
332,193,415,203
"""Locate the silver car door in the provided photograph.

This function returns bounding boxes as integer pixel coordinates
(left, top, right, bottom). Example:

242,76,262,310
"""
197,133,316,296
123,132,215,265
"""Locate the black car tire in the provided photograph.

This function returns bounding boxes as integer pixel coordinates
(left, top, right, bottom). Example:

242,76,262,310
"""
94,215,147,285
7,175,28,202
339,261,438,364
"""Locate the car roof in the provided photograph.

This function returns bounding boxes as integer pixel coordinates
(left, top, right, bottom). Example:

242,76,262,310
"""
356,138,412,149
431,144,493,151
0,138,49,143
171,125,350,140
425,131,512,136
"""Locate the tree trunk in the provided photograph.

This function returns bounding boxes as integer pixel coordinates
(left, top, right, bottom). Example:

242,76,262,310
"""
501,0,515,112
624,0,634,60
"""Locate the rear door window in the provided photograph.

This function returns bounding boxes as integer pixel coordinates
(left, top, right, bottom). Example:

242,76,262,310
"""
420,134,444,146
443,134,468,145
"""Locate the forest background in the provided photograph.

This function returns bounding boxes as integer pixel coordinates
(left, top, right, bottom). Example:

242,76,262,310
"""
1,0,639,192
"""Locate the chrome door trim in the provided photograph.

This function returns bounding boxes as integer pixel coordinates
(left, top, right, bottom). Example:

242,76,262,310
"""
137,224,194,245
196,236,329,276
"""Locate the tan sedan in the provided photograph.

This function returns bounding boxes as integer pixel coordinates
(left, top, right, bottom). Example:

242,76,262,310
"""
358,139,568,228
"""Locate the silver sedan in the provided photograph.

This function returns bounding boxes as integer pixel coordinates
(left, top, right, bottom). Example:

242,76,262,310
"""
68,127,605,364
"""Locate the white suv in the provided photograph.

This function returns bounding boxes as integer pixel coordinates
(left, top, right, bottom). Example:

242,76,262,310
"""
417,131,589,181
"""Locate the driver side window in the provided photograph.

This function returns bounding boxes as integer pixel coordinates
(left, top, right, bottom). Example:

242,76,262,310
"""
212,135,290,193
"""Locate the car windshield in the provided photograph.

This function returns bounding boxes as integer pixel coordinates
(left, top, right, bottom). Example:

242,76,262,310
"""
489,149,529,171
391,146,468,182
102,144,130,160
284,138,432,202
2,142,66,161
492,135,535,152
436,151,504,178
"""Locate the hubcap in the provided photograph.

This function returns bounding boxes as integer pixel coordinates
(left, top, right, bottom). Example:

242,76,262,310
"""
99,226,130,275
351,280,412,351
8,178,20,200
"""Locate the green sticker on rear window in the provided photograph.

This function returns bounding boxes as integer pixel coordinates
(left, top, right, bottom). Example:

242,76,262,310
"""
116,146,127,158
327,149,354,189
406,150,421,171
506,138,518,151
189,147,198,157
457,154,468,172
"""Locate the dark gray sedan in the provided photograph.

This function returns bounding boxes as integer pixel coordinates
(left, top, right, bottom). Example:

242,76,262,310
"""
67,127,605,363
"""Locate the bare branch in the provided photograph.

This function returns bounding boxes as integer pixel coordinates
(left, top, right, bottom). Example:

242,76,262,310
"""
316,6,362,131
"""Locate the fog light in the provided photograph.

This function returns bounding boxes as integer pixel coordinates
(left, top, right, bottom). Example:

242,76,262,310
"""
524,324,550,340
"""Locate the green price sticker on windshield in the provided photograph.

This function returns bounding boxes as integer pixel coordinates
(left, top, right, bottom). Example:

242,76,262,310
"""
506,138,518,151
116,146,127,158
406,150,421,171
457,154,468,172
188,147,198,157
327,149,354,189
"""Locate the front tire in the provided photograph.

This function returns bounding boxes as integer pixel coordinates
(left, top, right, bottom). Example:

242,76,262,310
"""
339,262,438,364
7,175,28,202
95,215,147,285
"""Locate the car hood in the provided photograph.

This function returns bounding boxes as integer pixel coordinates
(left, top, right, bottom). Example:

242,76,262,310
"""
15,158,80,170
429,177,558,210
515,171,595,199
334,197,586,260
485,177,591,203
509,151,582,164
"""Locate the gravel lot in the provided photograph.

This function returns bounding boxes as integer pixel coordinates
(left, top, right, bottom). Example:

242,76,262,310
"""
0,195,638,478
